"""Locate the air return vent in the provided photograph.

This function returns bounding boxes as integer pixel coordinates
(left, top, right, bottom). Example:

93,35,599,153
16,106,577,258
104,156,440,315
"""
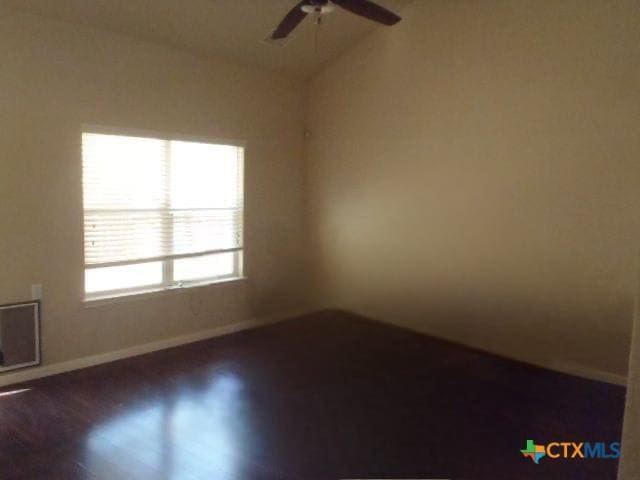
0,301,41,373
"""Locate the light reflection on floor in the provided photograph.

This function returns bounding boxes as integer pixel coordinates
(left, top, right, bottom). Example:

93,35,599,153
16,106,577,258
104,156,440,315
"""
0,388,31,397
84,372,251,479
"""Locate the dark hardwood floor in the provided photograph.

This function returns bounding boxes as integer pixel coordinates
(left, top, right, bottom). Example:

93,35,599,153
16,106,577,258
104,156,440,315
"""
0,310,626,479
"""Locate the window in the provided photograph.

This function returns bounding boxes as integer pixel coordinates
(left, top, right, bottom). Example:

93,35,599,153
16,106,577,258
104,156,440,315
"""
82,130,244,299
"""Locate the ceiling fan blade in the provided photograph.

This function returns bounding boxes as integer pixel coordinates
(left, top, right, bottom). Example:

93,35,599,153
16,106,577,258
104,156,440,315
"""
331,0,401,26
271,1,309,40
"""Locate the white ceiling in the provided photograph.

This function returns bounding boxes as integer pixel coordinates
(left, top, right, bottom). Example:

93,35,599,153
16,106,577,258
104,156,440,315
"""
3,0,412,78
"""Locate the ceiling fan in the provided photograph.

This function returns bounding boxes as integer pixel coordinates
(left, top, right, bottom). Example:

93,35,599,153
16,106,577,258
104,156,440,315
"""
270,0,402,41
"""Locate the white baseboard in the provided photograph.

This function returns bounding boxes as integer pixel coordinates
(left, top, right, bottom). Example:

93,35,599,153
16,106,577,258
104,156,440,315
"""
0,308,310,388
548,361,627,387
0,307,627,389
358,311,629,387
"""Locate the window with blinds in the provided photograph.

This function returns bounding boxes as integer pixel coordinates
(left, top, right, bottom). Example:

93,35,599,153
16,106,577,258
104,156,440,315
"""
82,130,244,299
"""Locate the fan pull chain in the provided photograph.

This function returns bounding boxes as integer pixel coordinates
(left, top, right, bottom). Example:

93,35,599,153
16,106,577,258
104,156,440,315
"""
315,13,322,54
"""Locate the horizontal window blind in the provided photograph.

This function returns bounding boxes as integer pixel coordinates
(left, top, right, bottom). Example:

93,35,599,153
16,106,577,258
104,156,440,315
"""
82,132,244,269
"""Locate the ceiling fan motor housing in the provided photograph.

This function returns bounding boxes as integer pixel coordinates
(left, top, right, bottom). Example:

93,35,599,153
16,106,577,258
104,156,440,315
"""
301,1,335,15
270,0,401,41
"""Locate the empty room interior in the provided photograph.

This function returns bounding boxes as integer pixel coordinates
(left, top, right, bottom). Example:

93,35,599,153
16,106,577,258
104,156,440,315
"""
1,0,639,479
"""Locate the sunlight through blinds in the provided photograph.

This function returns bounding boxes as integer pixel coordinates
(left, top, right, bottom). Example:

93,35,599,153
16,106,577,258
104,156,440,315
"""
82,132,244,269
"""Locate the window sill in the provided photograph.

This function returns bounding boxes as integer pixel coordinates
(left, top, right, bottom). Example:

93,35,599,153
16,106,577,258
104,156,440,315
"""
83,276,246,308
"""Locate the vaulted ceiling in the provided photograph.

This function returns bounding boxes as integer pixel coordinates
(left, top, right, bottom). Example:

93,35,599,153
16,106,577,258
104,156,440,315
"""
3,0,412,78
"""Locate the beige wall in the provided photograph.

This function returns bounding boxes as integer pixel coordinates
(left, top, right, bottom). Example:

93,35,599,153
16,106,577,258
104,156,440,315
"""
305,0,640,376
0,9,307,366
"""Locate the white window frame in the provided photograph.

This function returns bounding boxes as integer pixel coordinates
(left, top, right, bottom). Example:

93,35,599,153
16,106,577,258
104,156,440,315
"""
81,125,246,301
